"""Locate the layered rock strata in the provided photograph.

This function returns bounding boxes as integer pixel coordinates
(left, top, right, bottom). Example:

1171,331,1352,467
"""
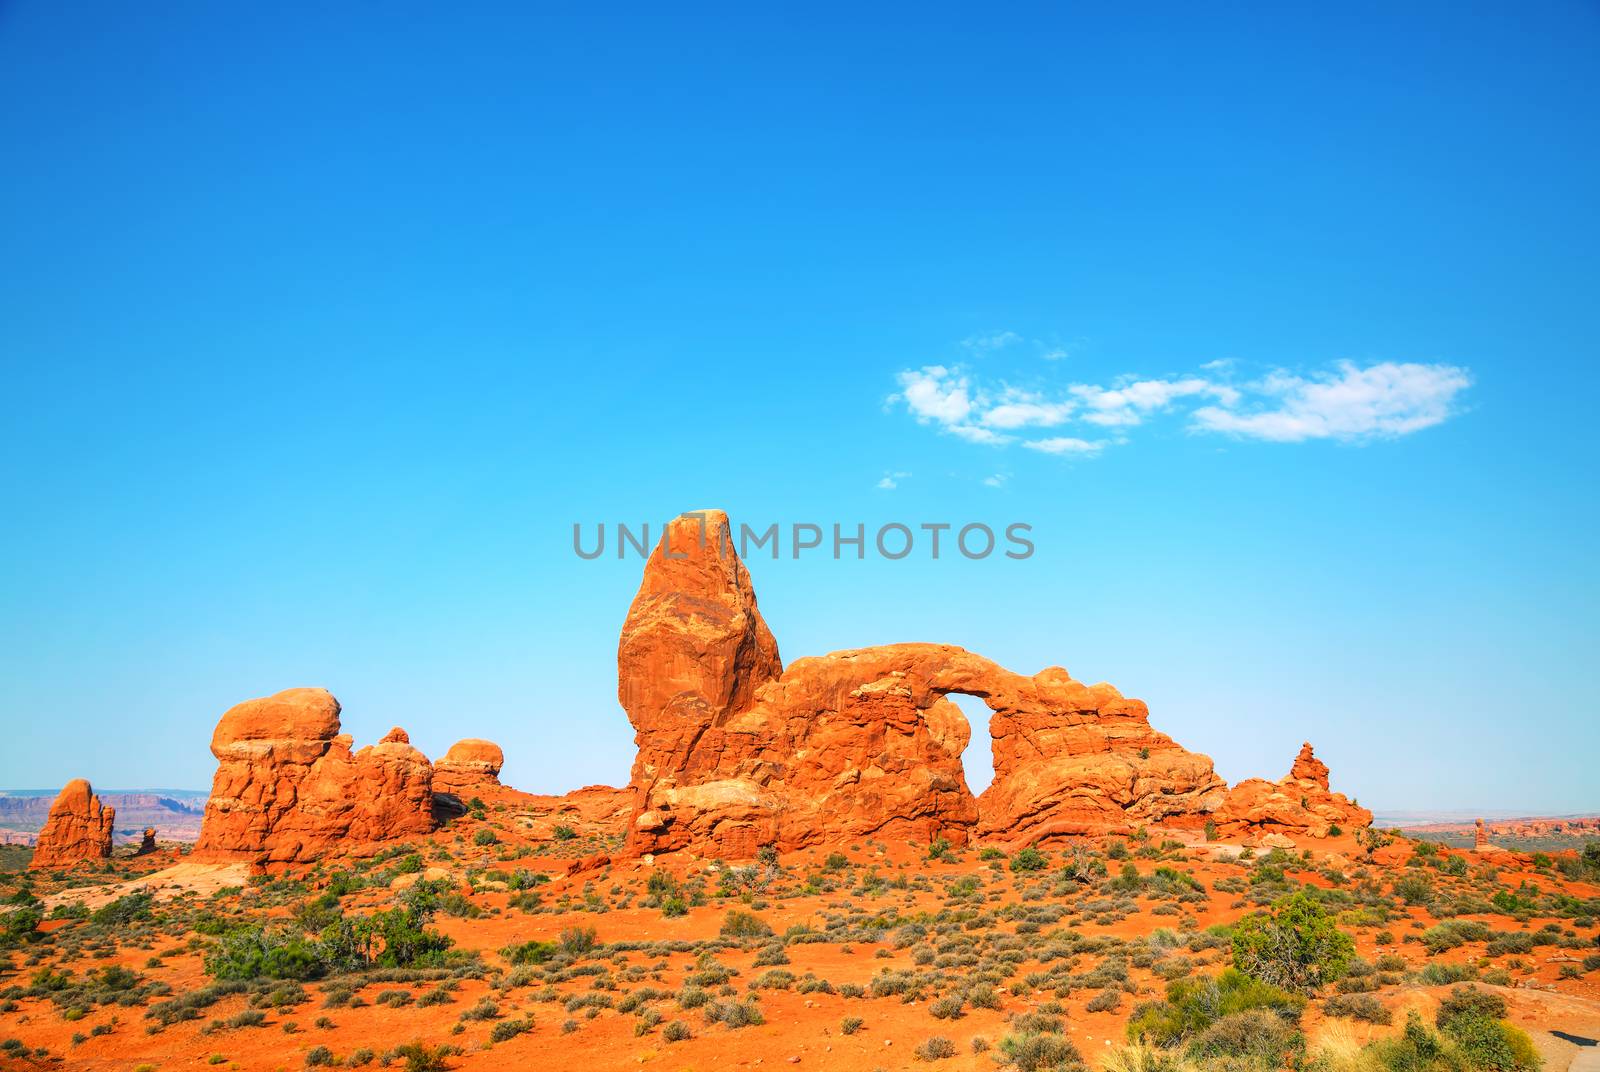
193,688,435,865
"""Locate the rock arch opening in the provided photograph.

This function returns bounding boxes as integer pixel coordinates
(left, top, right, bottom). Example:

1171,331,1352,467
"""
944,692,997,797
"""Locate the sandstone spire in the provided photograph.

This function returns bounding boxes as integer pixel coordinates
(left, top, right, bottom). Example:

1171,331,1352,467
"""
30,779,114,870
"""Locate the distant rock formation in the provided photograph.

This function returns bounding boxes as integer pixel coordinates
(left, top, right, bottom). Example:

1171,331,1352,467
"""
136,828,158,855
29,779,115,870
193,688,436,865
0,792,206,844
1214,742,1372,839
1470,816,1512,854
433,739,506,797
620,511,1230,857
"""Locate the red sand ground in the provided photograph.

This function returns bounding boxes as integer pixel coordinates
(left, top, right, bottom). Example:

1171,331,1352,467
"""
3,807,1598,1072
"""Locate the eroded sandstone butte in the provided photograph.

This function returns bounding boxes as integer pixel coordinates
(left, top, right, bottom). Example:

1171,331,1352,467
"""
29,779,115,870
1213,742,1372,839
433,738,506,797
620,511,1231,857
193,688,435,865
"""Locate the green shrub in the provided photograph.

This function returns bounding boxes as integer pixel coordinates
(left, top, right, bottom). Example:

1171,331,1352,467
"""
489,1017,532,1042
0,907,41,946
558,926,597,955
205,927,324,981
392,1041,456,1072
1010,847,1048,873
1420,963,1478,986
1325,993,1392,1024
1185,1009,1301,1069
720,910,773,939
1126,968,1303,1047
92,892,154,927
704,999,764,1028
502,939,557,965
1087,988,1122,1012
1394,874,1436,907
1231,891,1355,992
1000,1032,1083,1071
915,1035,957,1060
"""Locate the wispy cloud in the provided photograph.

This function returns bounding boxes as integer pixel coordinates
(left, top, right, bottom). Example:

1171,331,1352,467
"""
1190,361,1473,442
876,470,912,490
982,391,1077,429
961,330,1023,353
1071,378,1237,427
890,354,1472,459
1022,437,1106,456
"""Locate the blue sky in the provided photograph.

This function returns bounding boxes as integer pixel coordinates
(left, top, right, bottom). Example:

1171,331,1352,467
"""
1,3,1595,813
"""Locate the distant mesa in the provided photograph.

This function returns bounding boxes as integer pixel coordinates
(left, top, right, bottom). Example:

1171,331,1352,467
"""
30,779,115,870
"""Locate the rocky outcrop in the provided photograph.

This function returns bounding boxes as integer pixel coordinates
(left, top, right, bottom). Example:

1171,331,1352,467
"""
619,511,782,792
621,511,1230,857
193,688,436,865
433,739,506,797
136,828,157,855
29,780,115,870
1213,743,1372,839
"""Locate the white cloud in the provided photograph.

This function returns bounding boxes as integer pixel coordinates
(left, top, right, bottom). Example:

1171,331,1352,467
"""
876,470,912,490
983,473,1008,487
948,423,1013,445
1190,361,1472,442
896,366,972,425
962,330,1022,353
1072,377,1236,427
1022,437,1106,456
890,352,1472,462
982,395,1076,429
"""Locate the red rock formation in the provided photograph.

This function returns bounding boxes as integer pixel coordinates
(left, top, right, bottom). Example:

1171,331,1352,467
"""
620,511,1230,857
618,511,781,789
29,780,115,870
136,828,158,855
193,688,436,865
433,739,506,797
1475,817,1488,851
1213,742,1372,839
